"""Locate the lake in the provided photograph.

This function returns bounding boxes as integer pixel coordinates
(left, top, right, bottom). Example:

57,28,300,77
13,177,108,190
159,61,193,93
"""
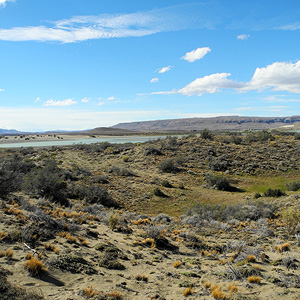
0,135,179,148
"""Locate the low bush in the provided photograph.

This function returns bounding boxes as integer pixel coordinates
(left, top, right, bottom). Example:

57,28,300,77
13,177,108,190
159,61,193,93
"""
263,188,286,197
286,181,300,191
24,257,47,277
205,174,232,191
200,128,214,140
159,158,179,173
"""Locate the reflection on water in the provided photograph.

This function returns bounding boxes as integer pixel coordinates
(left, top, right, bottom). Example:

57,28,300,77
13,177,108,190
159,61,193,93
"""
0,135,179,148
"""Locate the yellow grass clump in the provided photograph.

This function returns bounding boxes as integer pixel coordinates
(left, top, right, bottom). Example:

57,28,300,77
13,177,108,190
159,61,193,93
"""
182,286,193,296
275,242,290,253
24,257,47,276
44,243,59,253
247,276,262,284
0,231,7,241
0,248,13,258
84,285,96,298
173,260,182,268
247,254,256,263
228,282,238,294
210,285,229,300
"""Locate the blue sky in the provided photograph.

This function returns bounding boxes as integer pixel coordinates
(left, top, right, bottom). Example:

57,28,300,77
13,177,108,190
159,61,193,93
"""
0,0,300,131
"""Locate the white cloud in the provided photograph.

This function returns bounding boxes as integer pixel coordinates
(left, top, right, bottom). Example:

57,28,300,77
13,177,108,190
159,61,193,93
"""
97,102,105,106
150,78,159,83
152,60,300,97
153,73,245,96
237,34,250,40
246,61,300,93
107,96,116,101
181,47,211,62
0,0,14,7
81,97,90,103
44,98,77,107
0,89,4,92
0,3,213,43
35,97,40,102
158,66,173,74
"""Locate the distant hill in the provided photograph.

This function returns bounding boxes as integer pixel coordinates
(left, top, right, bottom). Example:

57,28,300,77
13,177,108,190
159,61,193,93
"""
82,127,138,135
0,129,22,135
111,115,300,131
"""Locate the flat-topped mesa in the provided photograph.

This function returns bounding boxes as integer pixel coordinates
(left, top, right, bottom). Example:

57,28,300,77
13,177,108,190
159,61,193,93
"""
111,115,300,131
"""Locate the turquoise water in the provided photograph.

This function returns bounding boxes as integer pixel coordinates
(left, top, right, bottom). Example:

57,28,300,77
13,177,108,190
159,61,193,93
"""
0,135,175,148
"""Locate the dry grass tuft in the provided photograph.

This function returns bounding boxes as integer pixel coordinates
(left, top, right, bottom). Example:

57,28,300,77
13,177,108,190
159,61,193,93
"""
182,286,193,296
0,248,13,258
24,257,47,276
247,254,256,263
275,242,290,253
247,276,262,284
83,285,96,298
173,260,182,268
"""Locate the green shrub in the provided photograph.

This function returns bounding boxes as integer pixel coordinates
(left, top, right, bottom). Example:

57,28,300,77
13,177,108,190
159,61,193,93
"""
294,132,300,140
159,158,179,173
153,188,168,197
286,181,300,191
200,128,214,140
23,160,68,206
205,174,232,191
263,188,286,197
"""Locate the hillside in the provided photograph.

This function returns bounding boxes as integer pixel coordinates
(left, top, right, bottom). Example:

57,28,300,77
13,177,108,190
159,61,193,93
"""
112,115,300,131
1,131,300,299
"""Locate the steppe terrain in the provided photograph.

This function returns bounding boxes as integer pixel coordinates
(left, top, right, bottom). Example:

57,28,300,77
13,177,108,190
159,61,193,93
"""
1,130,300,300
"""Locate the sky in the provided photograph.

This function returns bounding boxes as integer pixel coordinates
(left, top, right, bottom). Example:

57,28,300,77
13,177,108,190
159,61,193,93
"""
1,0,300,131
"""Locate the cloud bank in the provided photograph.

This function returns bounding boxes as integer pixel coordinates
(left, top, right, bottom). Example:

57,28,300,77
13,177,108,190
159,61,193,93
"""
0,0,14,7
153,61,300,96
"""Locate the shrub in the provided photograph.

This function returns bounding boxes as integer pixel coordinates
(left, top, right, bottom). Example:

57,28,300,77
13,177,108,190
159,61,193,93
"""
108,213,120,231
286,181,300,191
159,158,179,173
205,174,232,191
23,159,68,206
135,274,149,282
263,188,286,197
200,128,213,140
70,184,118,208
161,180,173,188
281,207,300,234
153,187,168,197
294,132,300,140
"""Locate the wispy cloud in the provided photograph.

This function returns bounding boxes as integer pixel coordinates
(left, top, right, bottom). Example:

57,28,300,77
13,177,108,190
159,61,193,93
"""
263,95,300,103
237,34,250,40
150,78,159,83
0,0,14,7
107,96,116,101
0,3,217,43
158,66,173,74
44,98,77,106
181,47,211,62
35,97,40,102
0,89,4,92
81,97,90,103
